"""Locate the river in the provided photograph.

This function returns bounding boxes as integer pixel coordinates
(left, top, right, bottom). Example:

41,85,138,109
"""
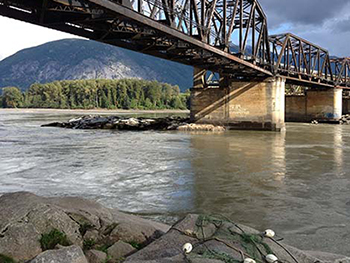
0,109,349,256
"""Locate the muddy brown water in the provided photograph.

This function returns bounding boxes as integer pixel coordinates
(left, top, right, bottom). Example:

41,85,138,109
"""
0,109,349,256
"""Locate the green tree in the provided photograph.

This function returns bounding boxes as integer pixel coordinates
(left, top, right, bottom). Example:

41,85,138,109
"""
6,79,190,110
1,87,23,108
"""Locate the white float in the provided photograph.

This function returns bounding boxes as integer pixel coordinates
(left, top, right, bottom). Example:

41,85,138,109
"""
264,229,275,238
182,243,193,254
266,254,278,263
244,258,256,263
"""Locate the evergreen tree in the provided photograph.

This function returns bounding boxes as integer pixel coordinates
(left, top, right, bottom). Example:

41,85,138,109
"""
3,79,189,110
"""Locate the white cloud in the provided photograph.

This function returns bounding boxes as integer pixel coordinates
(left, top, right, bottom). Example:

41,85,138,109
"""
0,15,82,59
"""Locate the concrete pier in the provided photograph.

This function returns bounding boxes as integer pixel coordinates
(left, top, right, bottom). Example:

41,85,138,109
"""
190,71,285,131
285,88,342,122
343,96,350,115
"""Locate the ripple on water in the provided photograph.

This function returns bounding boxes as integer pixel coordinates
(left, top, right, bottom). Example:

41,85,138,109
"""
1,110,350,255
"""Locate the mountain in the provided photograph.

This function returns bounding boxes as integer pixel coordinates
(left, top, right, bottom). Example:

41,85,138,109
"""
0,39,193,92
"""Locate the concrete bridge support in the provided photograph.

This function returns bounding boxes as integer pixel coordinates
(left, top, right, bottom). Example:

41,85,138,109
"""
343,97,350,115
285,88,342,122
190,69,286,131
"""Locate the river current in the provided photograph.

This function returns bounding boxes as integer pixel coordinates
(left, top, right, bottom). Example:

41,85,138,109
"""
0,109,350,255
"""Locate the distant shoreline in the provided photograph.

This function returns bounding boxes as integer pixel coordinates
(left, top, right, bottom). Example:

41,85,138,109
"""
0,108,190,115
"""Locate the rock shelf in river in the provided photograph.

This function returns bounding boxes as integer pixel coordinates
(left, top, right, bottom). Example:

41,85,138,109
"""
42,115,189,130
42,115,226,132
339,114,350,125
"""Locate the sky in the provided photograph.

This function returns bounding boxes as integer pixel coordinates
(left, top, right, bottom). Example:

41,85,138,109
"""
260,0,350,57
0,0,350,60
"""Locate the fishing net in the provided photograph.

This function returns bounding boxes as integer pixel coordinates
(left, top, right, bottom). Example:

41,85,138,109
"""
178,214,293,263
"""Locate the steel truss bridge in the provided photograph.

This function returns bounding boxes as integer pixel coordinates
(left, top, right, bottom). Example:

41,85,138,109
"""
0,0,349,89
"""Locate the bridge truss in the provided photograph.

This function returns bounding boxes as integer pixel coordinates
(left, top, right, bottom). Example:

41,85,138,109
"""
0,0,272,78
0,0,349,88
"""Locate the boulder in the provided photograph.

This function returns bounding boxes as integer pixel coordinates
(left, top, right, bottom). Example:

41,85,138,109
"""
85,249,107,263
29,245,88,263
0,192,170,262
0,192,82,262
107,240,136,260
83,230,100,242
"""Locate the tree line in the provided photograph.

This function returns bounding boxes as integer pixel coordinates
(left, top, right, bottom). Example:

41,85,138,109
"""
0,79,190,110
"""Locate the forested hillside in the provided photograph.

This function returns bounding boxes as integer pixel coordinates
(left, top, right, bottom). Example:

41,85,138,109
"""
0,79,190,110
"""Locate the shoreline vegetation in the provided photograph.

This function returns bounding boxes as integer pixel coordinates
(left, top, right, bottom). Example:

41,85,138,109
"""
0,79,190,110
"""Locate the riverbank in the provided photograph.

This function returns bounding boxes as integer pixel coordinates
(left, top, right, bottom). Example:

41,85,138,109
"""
0,108,190,115
0,192,349,263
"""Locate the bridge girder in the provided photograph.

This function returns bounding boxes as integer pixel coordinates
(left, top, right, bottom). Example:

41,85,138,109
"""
0,0,272,78
0,0,349,88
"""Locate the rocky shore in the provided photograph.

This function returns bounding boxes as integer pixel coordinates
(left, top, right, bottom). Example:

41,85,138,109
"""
0,192,349,263
42,115,226,132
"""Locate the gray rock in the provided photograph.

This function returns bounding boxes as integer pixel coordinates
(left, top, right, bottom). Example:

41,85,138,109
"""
83,230,100,242
85,249,107,263
0,192,82,262
107,240,136,261
29,245,88,263
0,192,169,262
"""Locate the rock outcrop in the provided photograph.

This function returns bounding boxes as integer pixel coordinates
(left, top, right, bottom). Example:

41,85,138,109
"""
42,115,230,132
0,192,349,263
42,116,190,131
0,192,169,262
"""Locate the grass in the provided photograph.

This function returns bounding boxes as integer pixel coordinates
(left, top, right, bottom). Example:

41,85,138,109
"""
40,229,71,251
0,254,15,263
127,241,143,250
79,223,94,236
96,244,110,254
83,238,96,251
